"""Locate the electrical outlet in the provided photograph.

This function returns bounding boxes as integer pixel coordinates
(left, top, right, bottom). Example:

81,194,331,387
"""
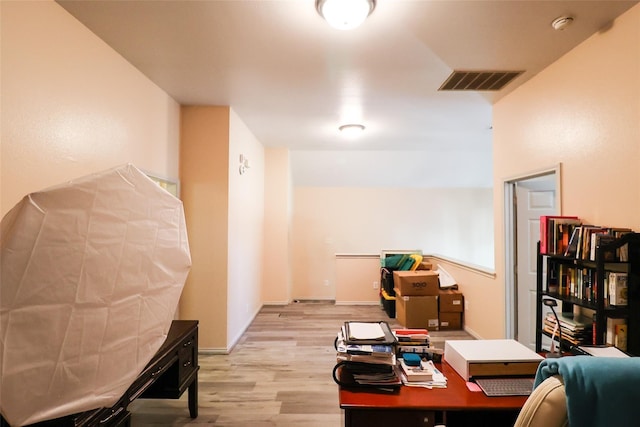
323,279,329,287
373,281,379,289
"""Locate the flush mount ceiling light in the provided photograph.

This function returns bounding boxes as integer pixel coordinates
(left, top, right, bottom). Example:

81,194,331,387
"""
316,0,376,30
339,123,365,138
551,16,574,31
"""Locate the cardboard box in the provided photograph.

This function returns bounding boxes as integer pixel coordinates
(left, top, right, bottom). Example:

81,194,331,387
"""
393,270,439,296
416,262,433,270
439,312,462,330
395,293,439,329
444,339,543,381
439,290,464,313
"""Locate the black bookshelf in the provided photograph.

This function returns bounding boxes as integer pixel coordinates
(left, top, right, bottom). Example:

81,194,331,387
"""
535,232,640,356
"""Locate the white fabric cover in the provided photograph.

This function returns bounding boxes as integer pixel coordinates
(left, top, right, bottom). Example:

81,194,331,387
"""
0,164,191,426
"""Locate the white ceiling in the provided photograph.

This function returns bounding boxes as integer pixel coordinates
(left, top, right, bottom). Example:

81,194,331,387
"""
57,0,637,187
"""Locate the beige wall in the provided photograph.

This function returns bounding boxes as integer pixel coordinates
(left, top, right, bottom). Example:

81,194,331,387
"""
290,187,493,300
335,255,381,304
486,4,640,339
179,107,266,351
179,106,231,351
262,148,292,304
1,1,180,218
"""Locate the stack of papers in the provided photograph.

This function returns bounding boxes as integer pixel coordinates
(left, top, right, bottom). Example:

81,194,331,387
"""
348,322,386,341
577,345,629,357
398,360,447,389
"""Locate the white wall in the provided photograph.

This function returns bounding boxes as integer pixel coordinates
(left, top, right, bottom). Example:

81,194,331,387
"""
1,1,180,217
227,109,265,346
291,149,493,188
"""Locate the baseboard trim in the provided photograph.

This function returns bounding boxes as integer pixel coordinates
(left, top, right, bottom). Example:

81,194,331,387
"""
335,301,380,306
463,325,483,340
292,299,335,304
199,348,229,355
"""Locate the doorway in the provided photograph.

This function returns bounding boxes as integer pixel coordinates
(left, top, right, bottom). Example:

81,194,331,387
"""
504,166,560,349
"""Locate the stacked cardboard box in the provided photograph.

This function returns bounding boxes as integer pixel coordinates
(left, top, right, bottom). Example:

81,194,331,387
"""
438,289,464,330
393,271,439,329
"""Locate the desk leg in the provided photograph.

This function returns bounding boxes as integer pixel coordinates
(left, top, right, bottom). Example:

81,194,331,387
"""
188,372,198,418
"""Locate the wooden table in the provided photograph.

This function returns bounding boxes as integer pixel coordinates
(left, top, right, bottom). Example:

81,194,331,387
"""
339,361,528,427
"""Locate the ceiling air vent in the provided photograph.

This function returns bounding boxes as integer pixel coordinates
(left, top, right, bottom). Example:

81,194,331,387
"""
439,70,524,91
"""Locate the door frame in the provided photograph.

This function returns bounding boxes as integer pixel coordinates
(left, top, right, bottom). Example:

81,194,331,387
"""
503,164,562,339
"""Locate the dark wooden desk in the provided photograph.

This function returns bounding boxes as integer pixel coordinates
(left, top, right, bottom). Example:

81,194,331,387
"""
339,361,528,427
1,320,199,427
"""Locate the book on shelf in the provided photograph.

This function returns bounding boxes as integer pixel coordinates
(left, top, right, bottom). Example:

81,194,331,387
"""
609,228,633,261
549,263,599,302
608,272,628,306
578,226,632,261
590,233,617,261
615,324,628,351
540,216,580,255
563,226,581,257
606,317,627,348
580,226,605,261
543,312,593,346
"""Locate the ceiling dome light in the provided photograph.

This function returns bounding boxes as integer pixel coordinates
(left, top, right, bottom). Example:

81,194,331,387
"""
551,16,574,31
339,123,365,138
316,0,376,30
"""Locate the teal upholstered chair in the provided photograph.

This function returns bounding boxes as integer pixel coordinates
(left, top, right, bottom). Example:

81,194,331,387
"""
514,356,640,427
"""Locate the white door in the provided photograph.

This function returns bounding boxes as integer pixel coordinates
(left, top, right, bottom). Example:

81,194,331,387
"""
515,176,556,350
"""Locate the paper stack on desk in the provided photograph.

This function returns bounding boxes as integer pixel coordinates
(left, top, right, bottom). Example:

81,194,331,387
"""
333,322,402,389
398,359,447,389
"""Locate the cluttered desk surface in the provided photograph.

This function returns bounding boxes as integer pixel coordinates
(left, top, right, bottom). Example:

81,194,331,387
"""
339,360,528,412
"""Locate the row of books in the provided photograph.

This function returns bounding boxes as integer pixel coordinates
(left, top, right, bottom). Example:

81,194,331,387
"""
540,216,581,256
547,263,598,302
543,312,592,346
547,263,628,305
540,216,631,261
543,311,629,352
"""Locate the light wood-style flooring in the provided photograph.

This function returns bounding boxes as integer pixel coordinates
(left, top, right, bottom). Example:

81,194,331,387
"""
129,301,473,426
